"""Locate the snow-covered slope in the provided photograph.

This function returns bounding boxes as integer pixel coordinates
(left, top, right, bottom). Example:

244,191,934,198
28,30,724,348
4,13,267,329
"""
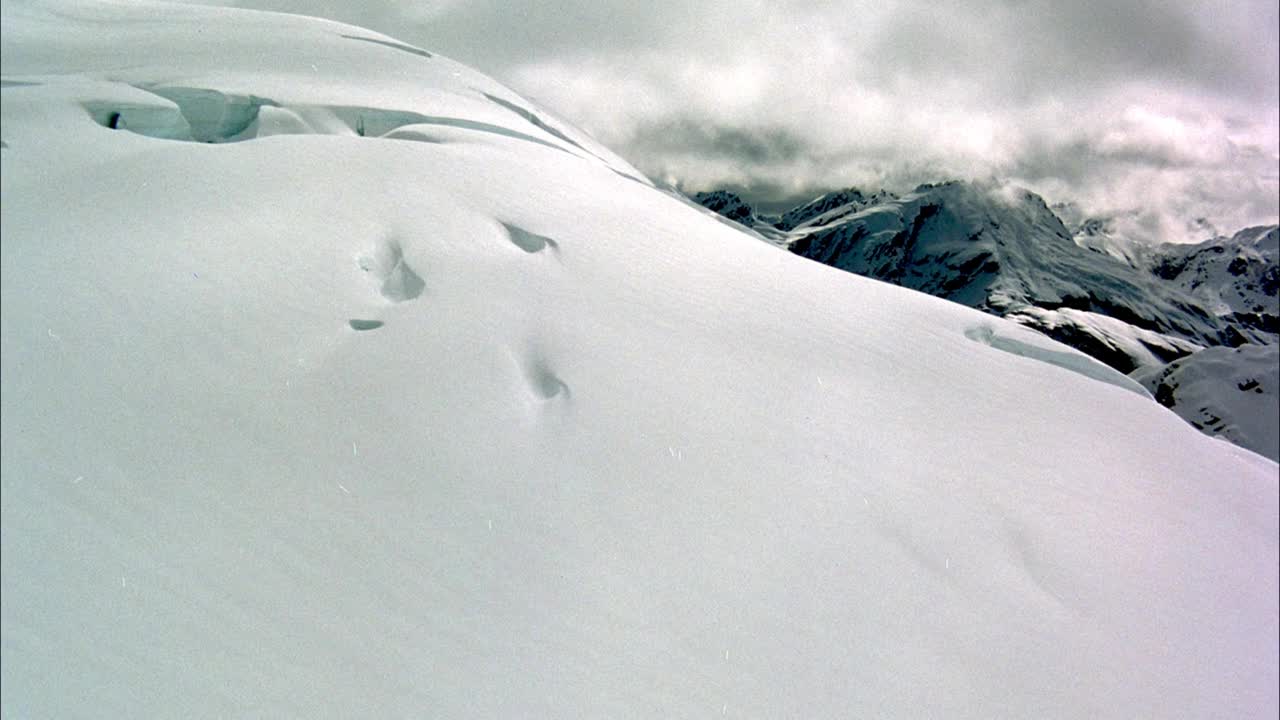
1150,226,1280,344
1065,217,1278,346
776,187,893,231
0,0,645,180
1134,344,1280,462
3,3,1277,718
1067,214,1155,268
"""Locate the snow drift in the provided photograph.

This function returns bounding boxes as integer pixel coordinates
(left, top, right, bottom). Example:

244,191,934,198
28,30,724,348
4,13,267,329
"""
2,2,1277,718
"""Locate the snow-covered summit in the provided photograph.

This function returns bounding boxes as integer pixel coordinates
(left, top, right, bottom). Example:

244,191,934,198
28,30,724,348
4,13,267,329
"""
776,186,890,231
1150,226,1279,343
2,3,1277,718
779,180,1235,371
694,180,1278,373
691,189,757,224
1065,211,1156,268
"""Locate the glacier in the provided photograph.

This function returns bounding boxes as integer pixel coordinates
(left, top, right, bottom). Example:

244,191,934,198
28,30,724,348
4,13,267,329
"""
1,2,1277,718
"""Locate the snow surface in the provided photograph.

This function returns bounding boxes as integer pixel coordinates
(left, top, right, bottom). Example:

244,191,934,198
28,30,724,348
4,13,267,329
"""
2,2,1278,718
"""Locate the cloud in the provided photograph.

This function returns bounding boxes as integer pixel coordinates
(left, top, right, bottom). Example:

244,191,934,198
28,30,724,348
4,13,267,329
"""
201,0,1278,240
630,120,807,165
859,1,1252,99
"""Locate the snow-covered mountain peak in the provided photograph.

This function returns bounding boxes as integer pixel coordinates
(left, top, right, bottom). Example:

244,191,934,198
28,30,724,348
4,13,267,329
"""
777,187,867,230
1069,215,1154,268
1150,225,1279,337
690,189,757,224
694,180,1278,457
720,179,1267,371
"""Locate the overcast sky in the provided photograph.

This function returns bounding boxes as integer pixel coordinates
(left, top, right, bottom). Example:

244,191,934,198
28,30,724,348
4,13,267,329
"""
214,0,1276,242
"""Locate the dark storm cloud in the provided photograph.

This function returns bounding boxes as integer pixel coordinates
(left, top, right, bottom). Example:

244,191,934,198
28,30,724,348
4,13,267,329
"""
1013,134,1205,187
628,120,811,166
861,0,1271,101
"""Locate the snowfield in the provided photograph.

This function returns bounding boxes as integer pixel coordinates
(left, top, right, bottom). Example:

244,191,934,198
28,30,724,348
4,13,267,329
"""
2,2,1277,718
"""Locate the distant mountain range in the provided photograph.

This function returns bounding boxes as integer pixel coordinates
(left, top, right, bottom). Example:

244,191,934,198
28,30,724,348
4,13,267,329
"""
691,181,1279,460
